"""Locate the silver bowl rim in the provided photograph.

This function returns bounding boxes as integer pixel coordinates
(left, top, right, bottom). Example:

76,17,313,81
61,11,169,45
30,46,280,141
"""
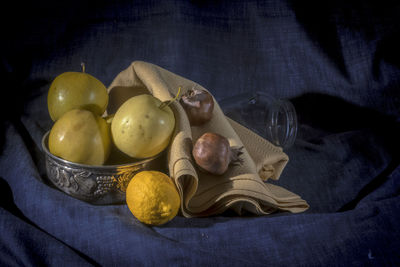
41,131,160,170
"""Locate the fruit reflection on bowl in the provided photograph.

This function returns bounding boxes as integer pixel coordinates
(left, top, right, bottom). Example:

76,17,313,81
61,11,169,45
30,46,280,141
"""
41,131,165,205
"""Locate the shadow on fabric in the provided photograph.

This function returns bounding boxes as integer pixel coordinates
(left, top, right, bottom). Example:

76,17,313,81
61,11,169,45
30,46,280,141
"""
0,177,102,266
290,92,400,212
0,177,32,223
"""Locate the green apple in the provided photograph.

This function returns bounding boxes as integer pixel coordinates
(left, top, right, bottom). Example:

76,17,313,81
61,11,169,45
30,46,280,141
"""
48,71,108,121
49,109,111,165
111,94,175,159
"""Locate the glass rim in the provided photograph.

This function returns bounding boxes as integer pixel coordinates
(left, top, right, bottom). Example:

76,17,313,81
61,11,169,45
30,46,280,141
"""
266,98,298,149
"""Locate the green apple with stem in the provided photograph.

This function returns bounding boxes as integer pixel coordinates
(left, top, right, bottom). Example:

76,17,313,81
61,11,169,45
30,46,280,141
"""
47,63,108,121
111,89,179,159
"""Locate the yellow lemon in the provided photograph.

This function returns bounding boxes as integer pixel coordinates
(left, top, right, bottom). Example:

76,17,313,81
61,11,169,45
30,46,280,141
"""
126,171,180,226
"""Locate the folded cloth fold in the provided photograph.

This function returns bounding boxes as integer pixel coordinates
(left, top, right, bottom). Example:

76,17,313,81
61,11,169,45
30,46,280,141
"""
107,61,309,217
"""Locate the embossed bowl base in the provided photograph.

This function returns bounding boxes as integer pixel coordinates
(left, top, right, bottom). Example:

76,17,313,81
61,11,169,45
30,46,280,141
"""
42,132,166,205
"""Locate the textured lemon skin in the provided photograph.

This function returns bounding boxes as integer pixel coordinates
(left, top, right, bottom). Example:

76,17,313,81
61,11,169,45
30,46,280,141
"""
48,72,108,121
48,109,111,165
111,94,175,159
126,171,180,226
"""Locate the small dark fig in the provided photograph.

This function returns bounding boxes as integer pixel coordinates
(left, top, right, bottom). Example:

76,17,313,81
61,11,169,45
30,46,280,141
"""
180,88,214,126
192,132,243,175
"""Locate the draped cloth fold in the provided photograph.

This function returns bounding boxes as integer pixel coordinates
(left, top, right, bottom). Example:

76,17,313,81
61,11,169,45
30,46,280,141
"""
107,61,309,217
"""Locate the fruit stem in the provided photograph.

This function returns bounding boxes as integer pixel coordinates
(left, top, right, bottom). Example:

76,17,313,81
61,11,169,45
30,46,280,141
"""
159,86,182,109
104,114,114,124
81,62,86,73
171,86,182,103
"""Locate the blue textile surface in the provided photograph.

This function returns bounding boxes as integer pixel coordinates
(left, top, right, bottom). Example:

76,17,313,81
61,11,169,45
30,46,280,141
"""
1,1,400,265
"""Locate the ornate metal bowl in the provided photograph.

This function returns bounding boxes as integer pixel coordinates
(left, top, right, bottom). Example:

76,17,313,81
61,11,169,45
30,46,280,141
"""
41,131,165,205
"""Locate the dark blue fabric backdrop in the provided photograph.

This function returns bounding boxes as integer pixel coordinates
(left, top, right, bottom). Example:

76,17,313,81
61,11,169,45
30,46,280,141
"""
1,0,400,266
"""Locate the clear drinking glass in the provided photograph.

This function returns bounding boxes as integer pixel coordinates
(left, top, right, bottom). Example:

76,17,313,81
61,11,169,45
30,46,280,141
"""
218,91,298,149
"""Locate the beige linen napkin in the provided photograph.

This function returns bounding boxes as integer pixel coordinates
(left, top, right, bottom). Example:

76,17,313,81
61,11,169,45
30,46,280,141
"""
107,61,309,217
